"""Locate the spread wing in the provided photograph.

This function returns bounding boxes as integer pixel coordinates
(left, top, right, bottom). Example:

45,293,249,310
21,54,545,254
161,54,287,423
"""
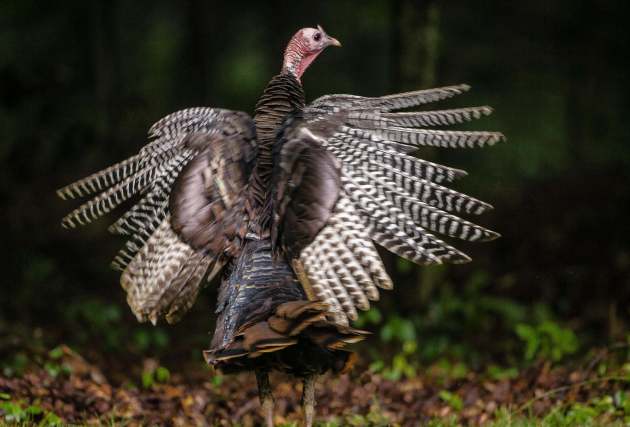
58,108,256,324
272,84,504,325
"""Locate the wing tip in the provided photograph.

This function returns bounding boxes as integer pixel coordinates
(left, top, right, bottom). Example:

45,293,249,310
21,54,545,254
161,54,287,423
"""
61,215,79,229
492,132,507,144
485,230,502,241
478,202,494,214
458,83,471,92
473,228,501,242
376,278,394,290
56,189,69,200
452,256,472,264
56,185,82,200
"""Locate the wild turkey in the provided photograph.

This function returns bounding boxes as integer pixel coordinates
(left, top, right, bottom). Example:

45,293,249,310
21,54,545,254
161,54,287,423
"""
58,26,503,426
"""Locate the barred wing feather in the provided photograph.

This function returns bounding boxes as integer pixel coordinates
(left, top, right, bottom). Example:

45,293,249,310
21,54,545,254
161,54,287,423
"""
275,84,504,325
57,108,257,324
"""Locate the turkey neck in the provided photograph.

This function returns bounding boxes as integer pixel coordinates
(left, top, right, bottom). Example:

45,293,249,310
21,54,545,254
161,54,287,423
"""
250,73,305,232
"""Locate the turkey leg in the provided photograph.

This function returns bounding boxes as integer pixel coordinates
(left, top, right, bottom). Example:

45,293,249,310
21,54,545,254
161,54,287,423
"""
255,369,274,426
301,374,317,427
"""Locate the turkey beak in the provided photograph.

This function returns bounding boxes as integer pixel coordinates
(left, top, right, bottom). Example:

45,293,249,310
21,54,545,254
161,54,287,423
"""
317,25,341,47
327,36,342,47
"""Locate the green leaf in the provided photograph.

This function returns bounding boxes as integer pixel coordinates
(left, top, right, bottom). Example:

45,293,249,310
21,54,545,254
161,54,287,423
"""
487,364,519,380
25,404,43,415
380,323,393,342
566,402,598,424
398,319,416,342
155,366,170,383
382,367,401,381
48,346,64,360
438,390,463,412
211,374,223,387
141,371,154,389
369,360,384,373
153,329,169,349
41,411,63,426
365,307,382,324
44,362,61,378
515,323,539,361
134,330,151,352
402,340,417,354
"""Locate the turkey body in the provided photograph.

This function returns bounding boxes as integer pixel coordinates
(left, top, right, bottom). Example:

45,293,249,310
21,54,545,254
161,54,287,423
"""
209,239,353,376
58,26,504,426
205,74,359,376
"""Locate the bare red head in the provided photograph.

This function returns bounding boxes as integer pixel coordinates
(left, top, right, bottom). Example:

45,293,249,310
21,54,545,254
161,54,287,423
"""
281,25,341,82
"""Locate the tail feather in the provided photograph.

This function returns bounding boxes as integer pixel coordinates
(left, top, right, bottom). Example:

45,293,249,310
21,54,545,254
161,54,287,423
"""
204,300,368,367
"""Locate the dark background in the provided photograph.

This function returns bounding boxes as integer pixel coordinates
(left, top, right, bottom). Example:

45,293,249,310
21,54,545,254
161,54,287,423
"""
1,0,629,373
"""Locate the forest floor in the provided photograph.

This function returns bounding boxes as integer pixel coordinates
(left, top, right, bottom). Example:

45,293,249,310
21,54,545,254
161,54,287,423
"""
0,345,629,426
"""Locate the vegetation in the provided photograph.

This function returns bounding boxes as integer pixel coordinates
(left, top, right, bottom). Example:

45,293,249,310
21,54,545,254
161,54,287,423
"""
1,0,629,425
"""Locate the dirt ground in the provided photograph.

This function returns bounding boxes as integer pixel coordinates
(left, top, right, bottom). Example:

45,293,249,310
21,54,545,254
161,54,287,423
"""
1,345,628,426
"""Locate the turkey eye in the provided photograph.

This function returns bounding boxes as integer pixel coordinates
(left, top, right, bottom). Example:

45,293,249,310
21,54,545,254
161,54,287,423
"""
313,33,321,41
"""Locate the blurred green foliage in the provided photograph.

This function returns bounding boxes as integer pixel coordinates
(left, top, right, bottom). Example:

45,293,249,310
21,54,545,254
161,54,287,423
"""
438,390,463,412
357,266,584,380
141,364,170,389
515,321,578,362
61,298,170,356
0,399,62,426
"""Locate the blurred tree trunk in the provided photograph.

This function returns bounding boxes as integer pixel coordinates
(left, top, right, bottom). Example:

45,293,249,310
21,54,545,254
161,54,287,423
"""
185,0,212,104
262,1,294,76
563,3,602,169
390,0,440,92
91,0,121,148
389,0,442,309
